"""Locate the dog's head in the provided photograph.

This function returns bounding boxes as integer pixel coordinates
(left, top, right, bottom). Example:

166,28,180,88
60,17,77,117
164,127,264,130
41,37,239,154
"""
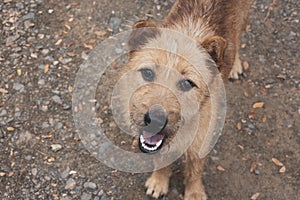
126,20,226,154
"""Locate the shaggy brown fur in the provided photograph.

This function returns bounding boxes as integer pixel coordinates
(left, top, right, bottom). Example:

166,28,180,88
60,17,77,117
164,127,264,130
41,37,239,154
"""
126,0,251,199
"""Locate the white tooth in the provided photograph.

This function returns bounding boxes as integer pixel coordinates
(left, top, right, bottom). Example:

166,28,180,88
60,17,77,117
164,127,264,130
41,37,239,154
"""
156,139,162,148
140,135,145,143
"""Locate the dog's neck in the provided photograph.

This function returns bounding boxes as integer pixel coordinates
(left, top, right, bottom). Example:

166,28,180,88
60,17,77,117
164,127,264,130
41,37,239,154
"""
162,0,216,40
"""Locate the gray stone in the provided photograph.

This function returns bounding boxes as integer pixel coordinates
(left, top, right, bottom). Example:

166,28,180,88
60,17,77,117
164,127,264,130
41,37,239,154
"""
65,178,76,190
52,95,62,104
60,58,72,64
38,79,45,85
81,192,92,200
51,144,62,152
265,78,275,84
63,105,71,110
6,117,14,124
16,2,24,9
109,17,121,31
6,34,20,44
31,168,38,176
25,155,32,161
24,20,32,29
22,13,35,20
13,83,25,92
254,169,260,175
248,123,255,130
40,105,48,112
55,122,63,130
44,176,51,181
41,49,49,55
84,182,97,191
98,190,104,196
61,167,70,179
45,56,54,61
42,122,49,128
100,193,107,200
0,109,7,117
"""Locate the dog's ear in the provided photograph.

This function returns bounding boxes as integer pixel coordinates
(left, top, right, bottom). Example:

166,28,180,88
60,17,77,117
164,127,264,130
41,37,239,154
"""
128,20,160,52
133,20,157,29
200,36,226,66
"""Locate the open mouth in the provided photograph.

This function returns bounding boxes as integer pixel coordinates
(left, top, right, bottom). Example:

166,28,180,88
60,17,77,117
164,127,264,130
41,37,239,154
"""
139,131,165,153
137,105,168,153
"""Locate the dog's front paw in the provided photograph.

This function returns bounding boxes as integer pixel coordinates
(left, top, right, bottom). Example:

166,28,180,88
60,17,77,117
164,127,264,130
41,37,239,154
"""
184,191,207,200
229,53,243,80
184,179,207,200
145,174,169,198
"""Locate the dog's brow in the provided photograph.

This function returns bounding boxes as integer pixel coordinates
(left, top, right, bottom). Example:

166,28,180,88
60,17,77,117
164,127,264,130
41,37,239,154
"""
136,63,156,70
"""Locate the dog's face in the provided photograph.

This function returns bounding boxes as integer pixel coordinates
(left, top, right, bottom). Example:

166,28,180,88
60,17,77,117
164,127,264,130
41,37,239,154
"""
127,49,211,154
126,21,226,154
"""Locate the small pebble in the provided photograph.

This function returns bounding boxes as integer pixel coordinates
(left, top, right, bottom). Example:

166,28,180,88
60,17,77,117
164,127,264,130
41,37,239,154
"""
52,95,62,104
6,35,20,45
63,105,71,110
38,79,45,85
84,182,97,191
16,2,24,9
55,122,63,130
61,167,70,179
41,49,49,55
31,168,38,176
61,58,72,64
0,109,7,117
51,144,63,152
24,20,32,29
22,13,35,20
81,192,92,200
65,178,76,190
109,17,121,32
25,155,32,161
42,122,49,128
13,83,25,92
254,169,260,175
100,193,108,200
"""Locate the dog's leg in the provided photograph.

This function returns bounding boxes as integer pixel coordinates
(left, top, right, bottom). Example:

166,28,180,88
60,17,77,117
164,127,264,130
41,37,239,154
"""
184,153,207,200
145,165,171,198
229,51,243,79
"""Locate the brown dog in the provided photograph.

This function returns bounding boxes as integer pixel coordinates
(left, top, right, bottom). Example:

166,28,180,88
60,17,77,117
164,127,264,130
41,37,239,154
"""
126,0,251,199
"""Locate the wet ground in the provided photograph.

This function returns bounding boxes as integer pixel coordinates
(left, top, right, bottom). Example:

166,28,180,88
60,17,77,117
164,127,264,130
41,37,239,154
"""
0,0,299,200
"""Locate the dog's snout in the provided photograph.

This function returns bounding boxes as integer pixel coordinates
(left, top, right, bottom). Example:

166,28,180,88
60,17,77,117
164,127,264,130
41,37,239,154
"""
144,111,167,126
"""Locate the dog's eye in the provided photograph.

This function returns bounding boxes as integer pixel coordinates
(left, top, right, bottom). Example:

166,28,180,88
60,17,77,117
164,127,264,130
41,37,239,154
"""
140,68,155,82
177,79,196,91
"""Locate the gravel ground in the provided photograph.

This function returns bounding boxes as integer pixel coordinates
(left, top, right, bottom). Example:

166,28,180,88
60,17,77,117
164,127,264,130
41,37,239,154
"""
0,0,299,200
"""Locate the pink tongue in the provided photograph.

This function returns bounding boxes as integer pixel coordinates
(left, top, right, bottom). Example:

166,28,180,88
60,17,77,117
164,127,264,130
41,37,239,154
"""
142,131,163,145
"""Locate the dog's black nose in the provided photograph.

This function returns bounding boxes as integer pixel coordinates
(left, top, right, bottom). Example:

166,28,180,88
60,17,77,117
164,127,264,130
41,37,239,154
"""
143,105,168,133
144,111,152,126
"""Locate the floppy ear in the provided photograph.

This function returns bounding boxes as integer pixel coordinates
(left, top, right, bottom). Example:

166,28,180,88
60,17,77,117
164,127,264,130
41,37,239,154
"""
200,36,226,66
128,20,160,52
133,20,157,29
